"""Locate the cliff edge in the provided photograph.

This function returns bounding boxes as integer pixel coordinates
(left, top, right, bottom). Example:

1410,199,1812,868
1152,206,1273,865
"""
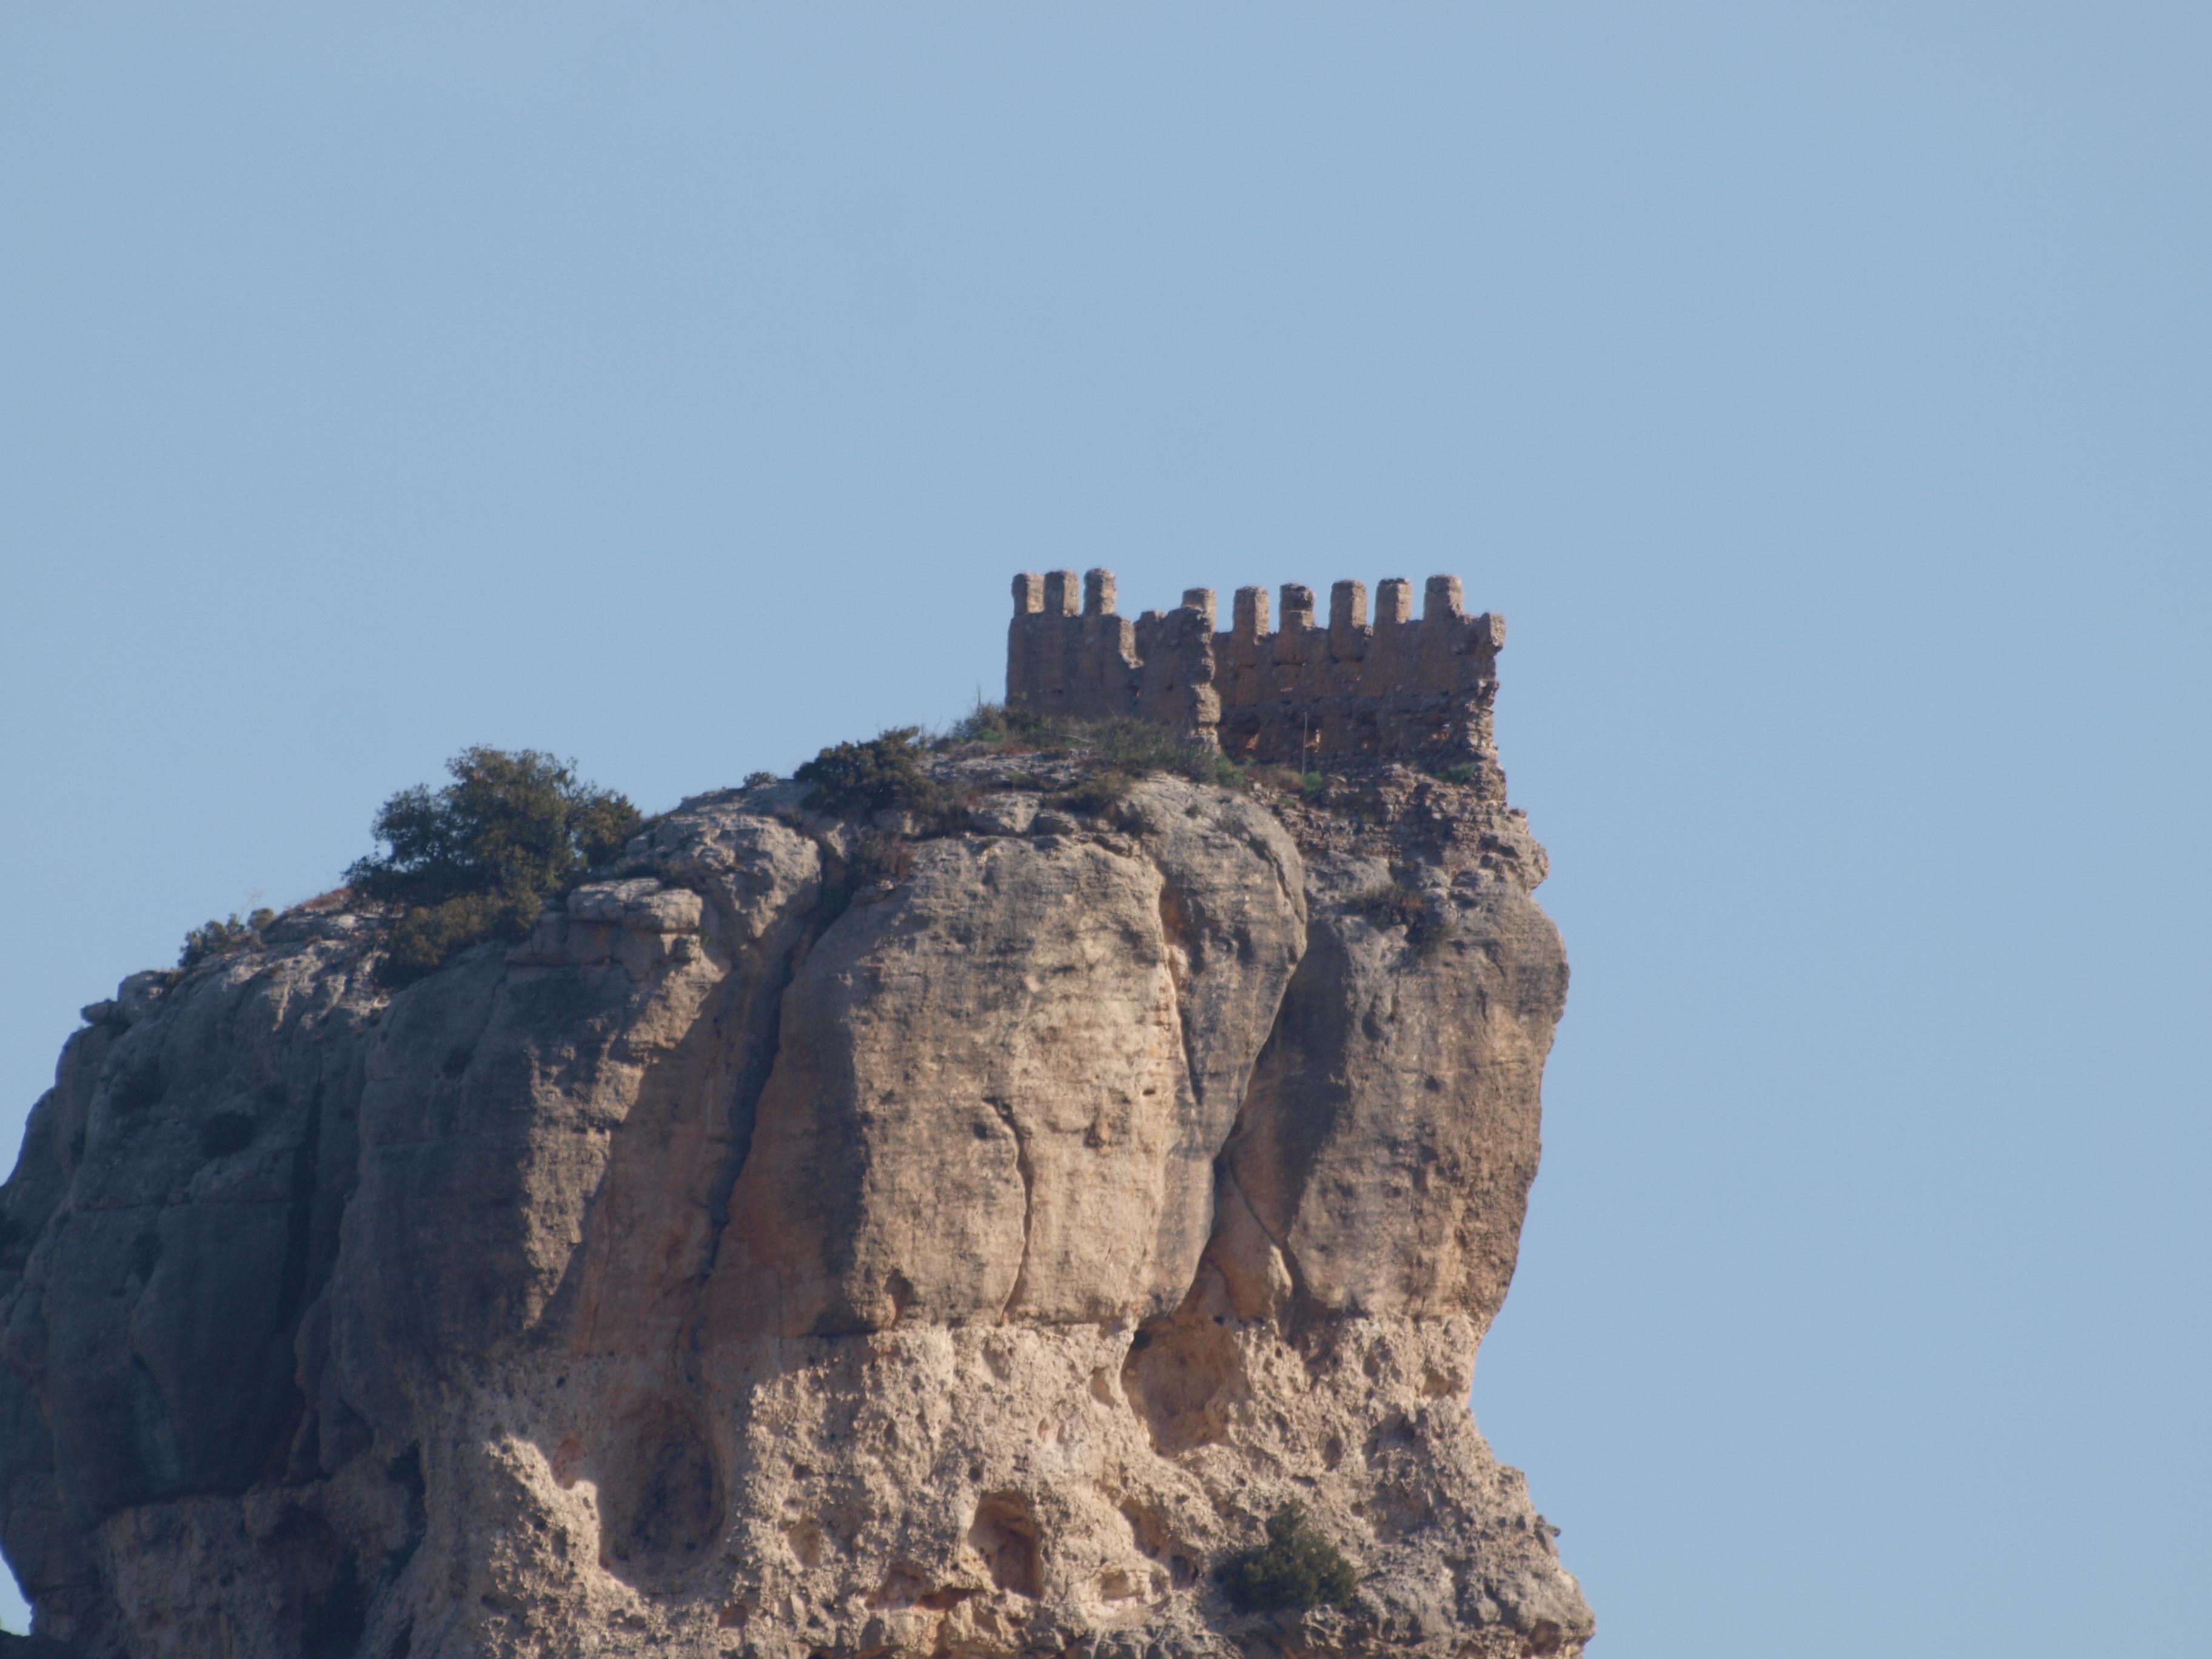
0,714,1588,1657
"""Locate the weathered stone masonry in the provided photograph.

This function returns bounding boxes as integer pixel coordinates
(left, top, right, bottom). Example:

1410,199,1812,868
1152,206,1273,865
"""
1006,568,1507,766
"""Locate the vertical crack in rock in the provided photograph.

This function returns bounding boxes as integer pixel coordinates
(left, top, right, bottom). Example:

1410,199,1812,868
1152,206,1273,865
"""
682,817,831,1293
697,1051,774,1280
988,1094,1034,1321
258,1076,327,1484
695,936,799,1281
273,1079,326,1333
1222,1159,1293,1265
1155,879,1203,1122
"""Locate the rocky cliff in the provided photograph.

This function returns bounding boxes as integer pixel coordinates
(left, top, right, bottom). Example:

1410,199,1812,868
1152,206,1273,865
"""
0,748,1589,1659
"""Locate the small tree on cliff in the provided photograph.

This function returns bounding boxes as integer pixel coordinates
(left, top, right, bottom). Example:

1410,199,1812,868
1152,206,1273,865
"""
347,746,640,986
794,726,946,815
1215,1503,1358,1614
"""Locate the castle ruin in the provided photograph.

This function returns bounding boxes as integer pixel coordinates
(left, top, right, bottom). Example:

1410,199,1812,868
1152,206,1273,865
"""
1006,569,1505,767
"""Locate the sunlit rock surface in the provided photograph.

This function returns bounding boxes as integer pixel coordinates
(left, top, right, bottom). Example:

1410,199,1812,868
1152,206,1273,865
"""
0,755,1586,1659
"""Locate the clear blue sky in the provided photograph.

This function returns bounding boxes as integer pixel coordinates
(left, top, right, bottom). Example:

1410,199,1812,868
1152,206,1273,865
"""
2,5,2206,1651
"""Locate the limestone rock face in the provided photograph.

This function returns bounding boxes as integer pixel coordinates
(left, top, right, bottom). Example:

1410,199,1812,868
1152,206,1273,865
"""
0,759,1587,1659
711,788,1304,1338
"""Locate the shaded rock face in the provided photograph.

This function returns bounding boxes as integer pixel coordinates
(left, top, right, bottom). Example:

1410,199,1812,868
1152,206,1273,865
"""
0,760,1586,1659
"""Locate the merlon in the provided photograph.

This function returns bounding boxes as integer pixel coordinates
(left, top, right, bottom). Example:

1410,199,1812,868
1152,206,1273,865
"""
1007,569,1505,765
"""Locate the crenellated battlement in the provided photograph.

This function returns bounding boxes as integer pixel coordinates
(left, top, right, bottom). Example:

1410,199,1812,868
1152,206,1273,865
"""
1006,568,1506,766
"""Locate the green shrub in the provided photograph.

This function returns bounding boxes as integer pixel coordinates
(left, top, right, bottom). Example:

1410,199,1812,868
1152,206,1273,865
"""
937,699,1082,752
380,888,548,985
1070,717,1199,774
347,746,642,987
743,770,780,789
1431,760,1482,786
1215,1503,1356,1614
179,908,277,970
940,700,1018,748
794,728,959,820
1250,766,1326,797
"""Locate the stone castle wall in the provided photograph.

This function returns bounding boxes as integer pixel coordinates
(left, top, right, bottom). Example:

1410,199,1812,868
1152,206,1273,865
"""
1006,568,1506,765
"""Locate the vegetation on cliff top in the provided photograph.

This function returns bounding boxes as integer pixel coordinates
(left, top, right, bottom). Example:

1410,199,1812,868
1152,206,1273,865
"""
941,702,1218,779
794,727,957,817
940,702,1331,801
347,746,641,986
178,908,278,970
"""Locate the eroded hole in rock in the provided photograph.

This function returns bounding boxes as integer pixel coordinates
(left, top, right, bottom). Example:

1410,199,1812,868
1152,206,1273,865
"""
1121,1313,1241,1455
597,1397,722,1577
1118,1496,1201,1592
1364,1412,1415,1461
300,1558,366,1659
549,1435,586,1489
112,1059,164,1113
1119,1497,1168,1560
785,1520,825,1569
199,1110,255,1158
870,1564,928,1607
870,1564,977,1614
968,1492,1042,1598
